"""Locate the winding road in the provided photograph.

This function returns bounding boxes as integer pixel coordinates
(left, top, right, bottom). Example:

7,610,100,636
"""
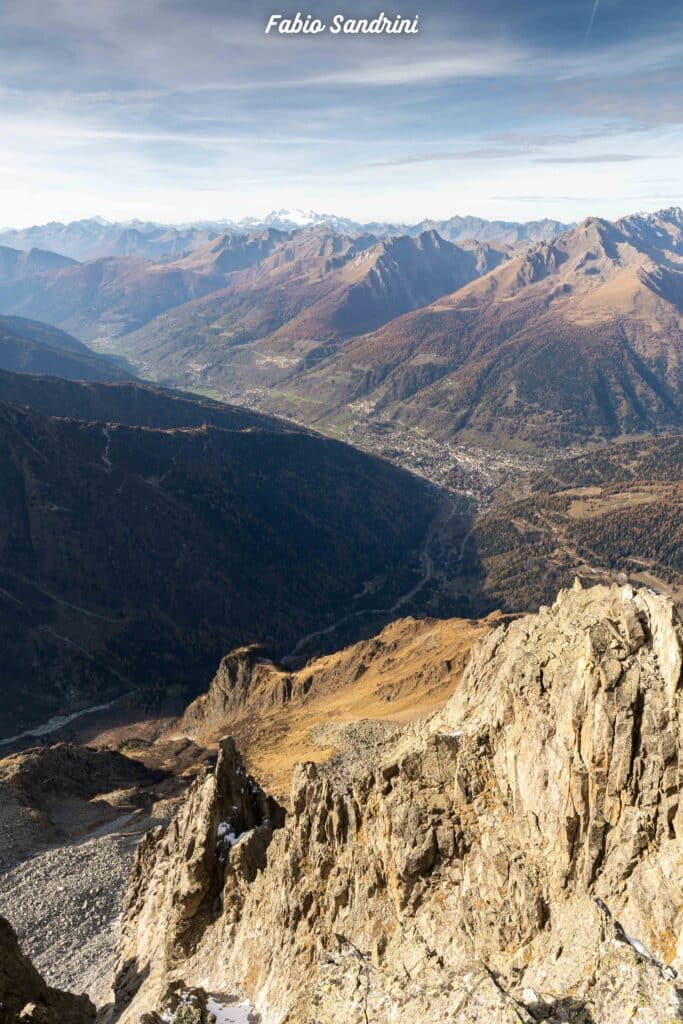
283,494,460,662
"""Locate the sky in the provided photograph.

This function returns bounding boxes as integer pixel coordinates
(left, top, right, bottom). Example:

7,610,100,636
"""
0,0,681,227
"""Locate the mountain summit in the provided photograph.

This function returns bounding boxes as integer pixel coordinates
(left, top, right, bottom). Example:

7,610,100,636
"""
266,208,683,446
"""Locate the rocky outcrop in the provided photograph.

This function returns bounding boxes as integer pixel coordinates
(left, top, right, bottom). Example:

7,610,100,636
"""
0,743,169,872
175,616,491,802
4,744,166,808
112,583,683,1023
0,915,95,1024
178,647,303,735
114,738,284,1012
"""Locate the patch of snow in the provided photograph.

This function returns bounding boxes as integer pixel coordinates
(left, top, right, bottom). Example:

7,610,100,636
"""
217,822,239,846
217,822,247,857
207,996,253,1024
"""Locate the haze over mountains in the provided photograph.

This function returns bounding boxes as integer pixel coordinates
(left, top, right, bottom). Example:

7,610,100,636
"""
0,211,571,262
0,315,133,381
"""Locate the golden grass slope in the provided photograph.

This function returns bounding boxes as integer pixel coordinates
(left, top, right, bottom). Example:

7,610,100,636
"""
171,614,498,801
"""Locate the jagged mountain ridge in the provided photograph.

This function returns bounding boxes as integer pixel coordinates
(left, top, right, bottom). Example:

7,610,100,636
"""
0,213,571,261
111,581,683,1024
262,208,683,447
119,228,505,393
0,226,502,356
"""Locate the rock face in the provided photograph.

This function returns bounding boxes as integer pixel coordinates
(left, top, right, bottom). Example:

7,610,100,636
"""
112,583,683,1023
0,915,95,1024
114,739,285,1013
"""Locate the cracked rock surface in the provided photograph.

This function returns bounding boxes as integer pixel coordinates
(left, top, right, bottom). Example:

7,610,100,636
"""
110,582,683,1024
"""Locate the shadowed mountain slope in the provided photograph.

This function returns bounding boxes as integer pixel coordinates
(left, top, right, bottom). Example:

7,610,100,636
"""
0,316,133,381
0,376,438,739
0,368,289,430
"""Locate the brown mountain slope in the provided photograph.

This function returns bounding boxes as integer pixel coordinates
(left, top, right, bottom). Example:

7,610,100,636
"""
116,228,504,393
0,254,227,341
0,231,290,343
261,210,683,448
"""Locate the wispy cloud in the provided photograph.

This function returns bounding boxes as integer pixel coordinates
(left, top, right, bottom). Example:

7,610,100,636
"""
534,154,650,164
0,0,681,225
297,47,527,88
368,148,533,168
586,0,600,38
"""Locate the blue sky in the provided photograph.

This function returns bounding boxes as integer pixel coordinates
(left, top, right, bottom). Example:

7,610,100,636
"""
0,0,681,226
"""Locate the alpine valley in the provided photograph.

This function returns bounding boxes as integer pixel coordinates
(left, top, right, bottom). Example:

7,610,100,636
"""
0,205,681,1024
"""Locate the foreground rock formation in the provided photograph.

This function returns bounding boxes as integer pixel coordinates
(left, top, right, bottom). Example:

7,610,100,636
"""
111,582,683,1023
0,915,95,1024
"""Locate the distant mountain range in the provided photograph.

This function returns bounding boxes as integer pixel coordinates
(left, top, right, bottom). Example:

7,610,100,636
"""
0,207,680,451
0,226,503,348
258,208,683,447
118,228,505,390
0,211,571,262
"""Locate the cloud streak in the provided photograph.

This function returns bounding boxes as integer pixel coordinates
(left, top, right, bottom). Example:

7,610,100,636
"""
533,153,650,164
368,147,533,167
586,0,600,38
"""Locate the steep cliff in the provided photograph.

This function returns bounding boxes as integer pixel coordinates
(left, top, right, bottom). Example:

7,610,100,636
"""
112,582,683,1023
0,916,95,1024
